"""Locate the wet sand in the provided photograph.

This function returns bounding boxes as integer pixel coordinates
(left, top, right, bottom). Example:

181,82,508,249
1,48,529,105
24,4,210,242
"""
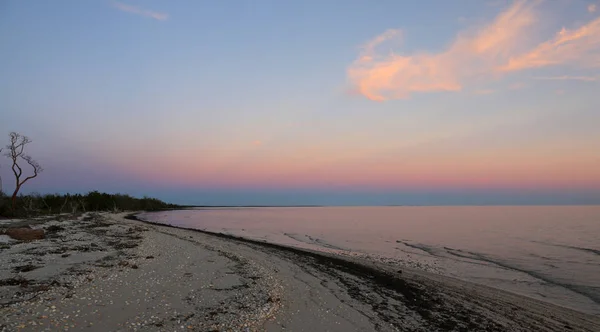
1,212,599,331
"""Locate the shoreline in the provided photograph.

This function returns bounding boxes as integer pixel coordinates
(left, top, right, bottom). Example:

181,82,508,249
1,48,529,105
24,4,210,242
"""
1,212,599,331
128,213,600,331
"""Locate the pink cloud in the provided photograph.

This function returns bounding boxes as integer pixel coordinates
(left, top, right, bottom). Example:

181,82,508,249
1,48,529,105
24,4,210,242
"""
347,1,537,101
589,4,597,13
112,2,168,21
500,17,600,72
348,1,600,101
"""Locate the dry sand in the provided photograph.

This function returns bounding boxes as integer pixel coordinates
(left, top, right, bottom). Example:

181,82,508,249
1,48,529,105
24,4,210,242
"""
1,212,599,331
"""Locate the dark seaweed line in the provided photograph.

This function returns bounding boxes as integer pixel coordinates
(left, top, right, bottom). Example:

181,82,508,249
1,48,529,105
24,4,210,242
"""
126,213,420,290
128,214,499,330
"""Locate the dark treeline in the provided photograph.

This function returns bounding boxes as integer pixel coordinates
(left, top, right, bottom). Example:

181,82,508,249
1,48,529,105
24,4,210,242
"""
0,190,178,218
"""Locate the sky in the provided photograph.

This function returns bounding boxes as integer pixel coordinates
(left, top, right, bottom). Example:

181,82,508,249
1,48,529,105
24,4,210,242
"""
1,0,599,205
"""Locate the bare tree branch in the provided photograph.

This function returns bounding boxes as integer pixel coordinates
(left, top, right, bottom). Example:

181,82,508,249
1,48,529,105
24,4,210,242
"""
20,155,42,185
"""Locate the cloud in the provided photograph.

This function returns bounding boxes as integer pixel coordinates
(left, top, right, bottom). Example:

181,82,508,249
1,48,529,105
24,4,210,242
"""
589,4,597,13
112,1,168,21
500,17,600,72
348,0,600,101
533,75,598,81
347,1,537,101
475,89,495,95
252,140,262,146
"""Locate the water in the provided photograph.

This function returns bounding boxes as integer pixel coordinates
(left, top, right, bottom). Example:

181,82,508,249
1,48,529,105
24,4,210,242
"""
139,206,600,315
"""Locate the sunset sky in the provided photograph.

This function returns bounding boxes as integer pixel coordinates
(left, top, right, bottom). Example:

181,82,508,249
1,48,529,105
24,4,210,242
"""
1,0,599,205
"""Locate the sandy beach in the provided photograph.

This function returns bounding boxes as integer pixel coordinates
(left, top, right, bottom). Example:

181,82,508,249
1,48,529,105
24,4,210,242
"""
1,212,599,332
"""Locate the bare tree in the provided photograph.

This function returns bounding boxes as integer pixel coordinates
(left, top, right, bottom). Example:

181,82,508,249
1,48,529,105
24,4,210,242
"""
5,132,43,210
79,198,87,213
60,195,69,214
70,200,79,214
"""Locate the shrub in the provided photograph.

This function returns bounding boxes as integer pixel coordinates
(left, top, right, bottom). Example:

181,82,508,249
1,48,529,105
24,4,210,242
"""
0,191,178,218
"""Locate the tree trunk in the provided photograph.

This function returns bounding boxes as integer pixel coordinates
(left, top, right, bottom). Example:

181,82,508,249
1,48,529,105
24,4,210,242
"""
11,185,21,211
60,197,69,214
42,198,51,214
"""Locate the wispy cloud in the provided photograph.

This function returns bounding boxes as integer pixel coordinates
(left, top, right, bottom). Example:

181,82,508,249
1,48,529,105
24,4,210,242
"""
475,89,496,95
347,0,600,101
112,1,168,21
589,4,597,13
533,75,598,82
500,17,600,72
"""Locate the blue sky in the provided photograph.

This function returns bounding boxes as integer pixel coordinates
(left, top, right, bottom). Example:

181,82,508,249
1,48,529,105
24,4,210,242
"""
1,1,599,205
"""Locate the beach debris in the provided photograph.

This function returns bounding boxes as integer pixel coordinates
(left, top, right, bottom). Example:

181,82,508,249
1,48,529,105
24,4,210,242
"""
5,227,45,241
45,225,64,234
12,264,40,273
0,276,30,287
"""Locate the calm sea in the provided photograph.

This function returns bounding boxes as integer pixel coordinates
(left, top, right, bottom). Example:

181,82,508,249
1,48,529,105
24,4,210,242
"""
138,206,600,315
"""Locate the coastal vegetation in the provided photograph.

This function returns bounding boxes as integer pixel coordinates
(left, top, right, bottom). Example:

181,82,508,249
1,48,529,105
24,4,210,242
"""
0,191,178,218
0,132,177,218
